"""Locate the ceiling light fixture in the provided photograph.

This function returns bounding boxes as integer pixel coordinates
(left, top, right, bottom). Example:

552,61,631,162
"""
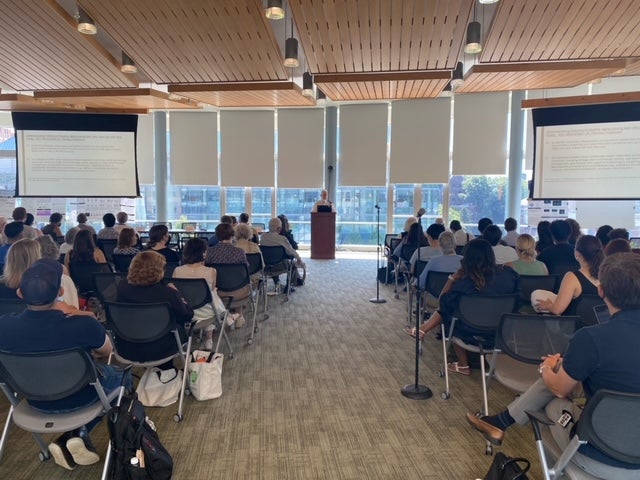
77,7,97,35
265,0,285,20
440,82,452,97
302,72,313,97
451,62,464,89
464,2,482,54
284,16,299,68
479,0,500,4
121,53,137,74
316,88,326,105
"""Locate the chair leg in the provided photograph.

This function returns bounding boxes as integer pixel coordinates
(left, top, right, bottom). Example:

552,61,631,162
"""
175,336,192,422
479,351,493,455
440,324,451,400
0,405,14,462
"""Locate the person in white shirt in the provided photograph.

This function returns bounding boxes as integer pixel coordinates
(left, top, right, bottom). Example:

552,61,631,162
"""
409,223,444,272
483,224,517,265
502,217,519,247
311,189,336,213
450,220,470,247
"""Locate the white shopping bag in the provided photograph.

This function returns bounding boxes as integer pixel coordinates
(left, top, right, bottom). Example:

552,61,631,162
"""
188,350,223,401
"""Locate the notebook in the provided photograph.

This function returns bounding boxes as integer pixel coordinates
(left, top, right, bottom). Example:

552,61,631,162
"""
317,205,332,213
593,304,610,324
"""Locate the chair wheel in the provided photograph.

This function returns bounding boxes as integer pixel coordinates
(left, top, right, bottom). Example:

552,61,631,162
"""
247,338,253,345
441,392,450,400
173,414,183,423
185,388,191,396
485,445,493,455
254,326,259,333
39,451,50,462
394,294,400,299
438,370,444,378
263,314,270,320
228,353,234,359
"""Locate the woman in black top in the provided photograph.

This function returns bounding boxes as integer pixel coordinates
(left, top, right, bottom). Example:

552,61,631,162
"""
145,224,180,263
277,214,298,250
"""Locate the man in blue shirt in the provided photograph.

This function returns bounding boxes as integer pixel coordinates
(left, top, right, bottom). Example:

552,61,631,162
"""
467,252,640,478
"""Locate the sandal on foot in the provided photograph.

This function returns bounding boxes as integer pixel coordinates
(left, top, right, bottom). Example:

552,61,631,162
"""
403,326,426,341
447,362,471,376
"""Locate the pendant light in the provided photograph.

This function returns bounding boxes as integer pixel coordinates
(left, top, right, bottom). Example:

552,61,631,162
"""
451,62,464,89
77,7,97,35
265,0,285,20
121,53,137,74
284,16,299,68
464,2,482,54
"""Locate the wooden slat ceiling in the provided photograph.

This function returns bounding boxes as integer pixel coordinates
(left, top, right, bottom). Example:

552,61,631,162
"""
0,0,640,109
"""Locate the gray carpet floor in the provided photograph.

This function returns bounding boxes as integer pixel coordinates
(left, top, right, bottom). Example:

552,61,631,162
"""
0,253,542,479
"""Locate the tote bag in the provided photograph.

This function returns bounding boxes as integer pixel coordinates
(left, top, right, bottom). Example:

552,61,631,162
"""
188,350,223,401
136,367,183,407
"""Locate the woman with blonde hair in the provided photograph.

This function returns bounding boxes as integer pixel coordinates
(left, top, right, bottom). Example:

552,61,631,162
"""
0,238,42,298
510,233,548,276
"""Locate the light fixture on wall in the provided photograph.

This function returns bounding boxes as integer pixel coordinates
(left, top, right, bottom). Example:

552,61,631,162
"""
464,2,482,54
302,72,313,97
316,88,326,105
265,0,285,20
121,53,137,74
451,62,464,88
77,7,97,35
284,16,299,68
479,0,499,4
440,82,452,97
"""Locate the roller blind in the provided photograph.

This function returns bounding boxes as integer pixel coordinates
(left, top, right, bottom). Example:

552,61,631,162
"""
390,99,450,183
453,92,509,175
169,112,218,186
136,114,155,184
339,104,387,186
220,111,274,187
277,109,324,188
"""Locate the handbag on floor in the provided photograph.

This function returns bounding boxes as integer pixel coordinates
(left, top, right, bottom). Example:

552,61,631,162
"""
483,452,530,480
136,367,183,408
188,350,223,401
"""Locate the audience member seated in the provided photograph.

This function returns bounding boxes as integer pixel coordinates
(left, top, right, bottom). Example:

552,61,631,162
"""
235,223,262,256
417,231,462,290
466,252,640,479
535,220,554,254
0,216,7,243
0,259,129,471
97,213,119,241
409,223,445,272
566,218,582,246
76,213,96,235
537,220,579,274
0,238,41,300
278,214,298,250
207,215,233,247
114,211,131,233
405,238,519,375
65,229,108,270
0,221,25,264
41,212,64,240
450,219,470,247
502,217,519,247
144,224,180,263
595,224,613,247
239,212,260,242
483,224,518,265
113,227,140,255
260,217,306,290
609,227,630,241
477,217,493,237
11,207,39,239
393,221,428,259
604,238,632,256
205,223,250,326
59,227,78,255
37,235,79,308
510,233,548,276
116,251,194,365
532,235,602,315
173,238,234,349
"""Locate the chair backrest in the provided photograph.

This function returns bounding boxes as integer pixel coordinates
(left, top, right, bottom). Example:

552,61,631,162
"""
169,278,212,310
112,253,136,273
384,233,396,249
259,245,288,266
550,262,578,277
388,237,402,256
93,272,127,304
496,313,578,364
414,260,429,279
253,222,266,231
455,294,519,331
69,262,113,295
400,244,417,263
212,263,250,293
246,252,263,276
518,274,559,305
164,261,180,278
454,245,466,255
0,298,26,315
576,389,640,465
575,294,606,328
104,302,175,345
0,348,97,402
424,271,451,298
97,239,118,263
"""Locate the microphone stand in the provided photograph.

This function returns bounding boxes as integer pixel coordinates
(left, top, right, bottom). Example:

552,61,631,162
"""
369,204,386,304
401,212,432,400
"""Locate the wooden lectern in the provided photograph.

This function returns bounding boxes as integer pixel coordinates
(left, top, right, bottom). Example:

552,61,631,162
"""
310,212,336,259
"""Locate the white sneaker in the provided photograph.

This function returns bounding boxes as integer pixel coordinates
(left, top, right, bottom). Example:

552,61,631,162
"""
204,339,213,351
66,437,100,466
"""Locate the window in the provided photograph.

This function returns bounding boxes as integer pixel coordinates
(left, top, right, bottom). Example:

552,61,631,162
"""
251,187,272,227
336,186,386,246
392,184,414,233
449,175,507,233
276,188,318,245
225,187,246,216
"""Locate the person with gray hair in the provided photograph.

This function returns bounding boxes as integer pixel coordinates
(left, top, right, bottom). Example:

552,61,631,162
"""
260,217,305,290
75,213,96,235
417,231,463,290
36,234,80,308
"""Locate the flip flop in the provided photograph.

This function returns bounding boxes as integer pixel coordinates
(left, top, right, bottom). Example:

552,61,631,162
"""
447,362,471,376
403,326,425,341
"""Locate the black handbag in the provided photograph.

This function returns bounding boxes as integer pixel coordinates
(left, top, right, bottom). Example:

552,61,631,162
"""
483,452,530,480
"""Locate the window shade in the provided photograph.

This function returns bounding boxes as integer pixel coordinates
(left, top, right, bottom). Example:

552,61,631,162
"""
136,114,155,184
339,104,387,186
220,111,274,187
453,92,509,175
390,99,450,183
277,109,324,188
169,112,218,185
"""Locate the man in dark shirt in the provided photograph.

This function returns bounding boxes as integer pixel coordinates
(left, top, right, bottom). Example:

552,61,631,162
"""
537,219,579,274
466,252,640,478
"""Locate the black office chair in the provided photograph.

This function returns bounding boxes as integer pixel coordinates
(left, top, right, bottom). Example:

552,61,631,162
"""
97,239,117,265
574,294,606,329
212,263,258,346
164,261,180,279
169,278,233,358
518,274,559,313
93,272,127,306
394,244,416,299
69,262,113,298
259,245,294,304
103,302,192,422
527,390,640,480
424,270,451,299
112,253,136,273
246,252,267,321
0,347,125,476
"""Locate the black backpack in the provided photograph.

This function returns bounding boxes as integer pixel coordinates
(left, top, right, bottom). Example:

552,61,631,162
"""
107,393,174,480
